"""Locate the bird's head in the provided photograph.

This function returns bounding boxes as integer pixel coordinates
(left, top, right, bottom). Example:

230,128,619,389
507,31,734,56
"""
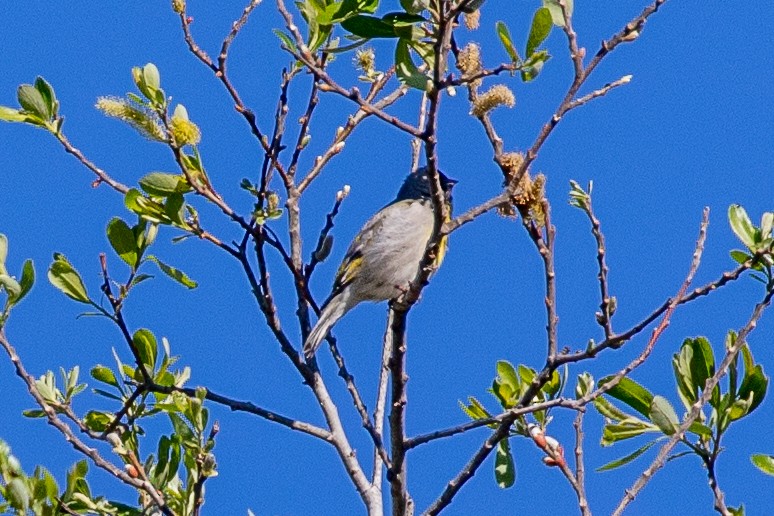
396,167,458,202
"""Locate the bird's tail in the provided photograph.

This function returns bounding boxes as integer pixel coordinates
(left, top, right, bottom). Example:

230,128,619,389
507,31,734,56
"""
304,292,351,359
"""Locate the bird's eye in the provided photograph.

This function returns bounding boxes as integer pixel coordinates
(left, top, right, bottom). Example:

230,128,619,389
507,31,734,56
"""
421,176,429,181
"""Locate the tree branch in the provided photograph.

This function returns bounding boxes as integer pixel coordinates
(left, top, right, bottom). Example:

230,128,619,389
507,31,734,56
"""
612,286,773,515
0,329,172,514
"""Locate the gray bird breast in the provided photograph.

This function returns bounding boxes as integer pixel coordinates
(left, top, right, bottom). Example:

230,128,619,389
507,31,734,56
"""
350,198,435,302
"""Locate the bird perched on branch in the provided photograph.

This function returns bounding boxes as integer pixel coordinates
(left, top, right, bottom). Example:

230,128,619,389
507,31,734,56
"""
303,167,457,359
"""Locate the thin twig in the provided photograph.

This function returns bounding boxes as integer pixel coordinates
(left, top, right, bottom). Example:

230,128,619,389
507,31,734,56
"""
218,0,263,73
387,305,412,516
326,333,392,470
583,188,615,338
425,206,707,513
0,330,171,514
53,132,129,194
176,5,289,178
523,201,559,360
243,233,378,512
576,208,710,411
275,0,422,138
573,410,591,516
612,287,773,515
149,382,331,441
567,75,633,111
445,0,667,237
372,310,394,485
297,74,407,193
411,94,429,171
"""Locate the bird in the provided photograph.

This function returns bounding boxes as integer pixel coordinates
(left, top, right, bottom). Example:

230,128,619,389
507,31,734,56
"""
303,167,458,359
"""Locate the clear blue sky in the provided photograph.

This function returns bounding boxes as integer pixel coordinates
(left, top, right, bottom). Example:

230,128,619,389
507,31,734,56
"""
1,1,772,514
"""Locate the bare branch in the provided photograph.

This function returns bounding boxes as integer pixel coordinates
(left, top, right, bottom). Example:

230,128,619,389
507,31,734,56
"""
275,0,422,138
218,0,263,72
53,132,129,194
573,410,591,516
612,286,774,515
522,201,559,360
149,383,332,441
372,312,394,486
298,75,408,193
387,305,413,516
567,75,633,111
0,329,171,514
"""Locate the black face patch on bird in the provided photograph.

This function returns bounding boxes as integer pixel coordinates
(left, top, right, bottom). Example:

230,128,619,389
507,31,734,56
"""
396,167,458,201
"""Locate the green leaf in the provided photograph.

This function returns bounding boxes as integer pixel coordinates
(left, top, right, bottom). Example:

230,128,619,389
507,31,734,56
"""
575,372,594,398
542,0,573,27
273,29,297,51
133,328,158,372
752,454,774,476
761,212,773,239
169,412,196,443
90,365,119,387
597,439,658,471
124,188,172,224
107,218,139,267
84,411,113,432
495,21,521,63
164,193,188,228
332,0,379,22
728,394,753,421
729,204,758,249
459,396,492,421
395,39,430,90
687,421,712,439
599,376,654,418
48,254,90,304
341,15,396,38
138,172,192,197
12,259,35,305
673,345,696,410
130,273,154,288
6,478,30,511
592,396,631,422
143,63,161,90
649,396,679,435
688,337,715,390
601,421,658,445
146,255,197,289
738,363,768,415
0,273,21,299
0,105,27,122
400,0,429,14
18,83,50,120
0,233,7,266
520,49,550,82
496,360,519,393
491,376,515,409
526,8,553,57
34,76,58,118
92,388,123,401
494,438,516,488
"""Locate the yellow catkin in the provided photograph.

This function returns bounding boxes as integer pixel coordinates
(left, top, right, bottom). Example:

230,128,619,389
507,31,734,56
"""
95,97,166,142
470,85,515,118
170,116,201,146
456,43,482,79
464,10,480,30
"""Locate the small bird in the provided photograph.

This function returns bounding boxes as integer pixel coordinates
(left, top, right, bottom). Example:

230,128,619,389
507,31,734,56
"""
303,167,457,359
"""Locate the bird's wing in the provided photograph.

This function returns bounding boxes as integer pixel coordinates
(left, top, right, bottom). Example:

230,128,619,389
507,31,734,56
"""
328,204,392,298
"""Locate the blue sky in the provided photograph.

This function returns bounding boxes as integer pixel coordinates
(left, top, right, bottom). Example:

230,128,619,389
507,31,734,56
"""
1,1,772,515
